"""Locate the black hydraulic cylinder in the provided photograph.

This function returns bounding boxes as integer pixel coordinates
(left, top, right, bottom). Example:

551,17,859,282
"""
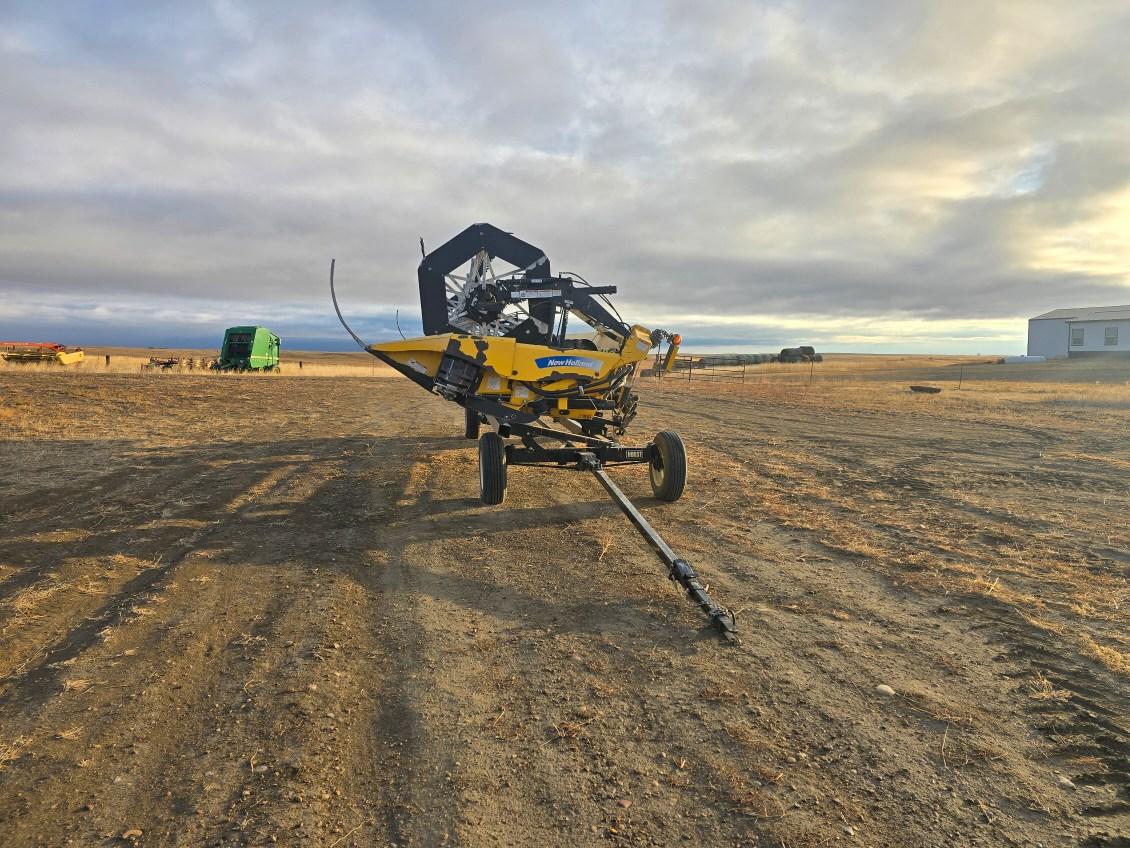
579,453,737,640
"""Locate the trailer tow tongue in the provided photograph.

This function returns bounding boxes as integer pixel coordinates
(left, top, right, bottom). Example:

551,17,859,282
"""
578,452,738,642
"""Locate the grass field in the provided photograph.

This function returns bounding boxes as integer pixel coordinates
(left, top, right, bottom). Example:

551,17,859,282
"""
1,354,1127,847
1,347,389,378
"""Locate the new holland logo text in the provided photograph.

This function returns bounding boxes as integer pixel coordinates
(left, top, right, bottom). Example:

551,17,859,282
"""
534,355,602,371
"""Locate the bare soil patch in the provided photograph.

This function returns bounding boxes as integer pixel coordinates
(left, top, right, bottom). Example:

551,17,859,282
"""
1,364,1127,847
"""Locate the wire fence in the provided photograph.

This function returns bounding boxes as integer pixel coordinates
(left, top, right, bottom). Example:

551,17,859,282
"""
636,353,1125,388
653,358,846,388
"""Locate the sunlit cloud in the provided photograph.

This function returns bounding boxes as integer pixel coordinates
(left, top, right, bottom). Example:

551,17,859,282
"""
1028,185,1130,277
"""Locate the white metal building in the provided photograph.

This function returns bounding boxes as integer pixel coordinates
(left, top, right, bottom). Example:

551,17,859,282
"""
1028,305,1130,358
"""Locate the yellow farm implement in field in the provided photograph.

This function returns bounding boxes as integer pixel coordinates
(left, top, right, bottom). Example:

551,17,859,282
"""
332,223,737,639
1,342,85,365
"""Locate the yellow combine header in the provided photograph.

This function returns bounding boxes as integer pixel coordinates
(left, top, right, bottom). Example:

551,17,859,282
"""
332,223,735,640
1,342,85,365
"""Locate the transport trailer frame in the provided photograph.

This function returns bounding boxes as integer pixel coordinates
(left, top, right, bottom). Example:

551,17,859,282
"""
485,420,738,641
499,421,654,468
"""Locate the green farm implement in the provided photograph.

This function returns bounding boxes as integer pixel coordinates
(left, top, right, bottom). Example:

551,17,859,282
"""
211,326,281,372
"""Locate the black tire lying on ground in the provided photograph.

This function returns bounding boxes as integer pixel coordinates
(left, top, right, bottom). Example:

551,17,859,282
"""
478,431,507,505
650,430,687,502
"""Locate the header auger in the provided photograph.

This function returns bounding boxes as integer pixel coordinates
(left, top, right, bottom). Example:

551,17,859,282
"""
332,223,736,640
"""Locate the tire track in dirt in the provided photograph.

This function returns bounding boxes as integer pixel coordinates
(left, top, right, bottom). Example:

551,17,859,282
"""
0,443,316,691
0,421,413,845
352,443,597,846
969,600,1130,846
635,383,1130,847
342,422,1052,847
333,430,777,845
4,371,1128,847
0,442,294,603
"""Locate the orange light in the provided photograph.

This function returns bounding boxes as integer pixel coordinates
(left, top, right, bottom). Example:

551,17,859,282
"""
672,334,682,345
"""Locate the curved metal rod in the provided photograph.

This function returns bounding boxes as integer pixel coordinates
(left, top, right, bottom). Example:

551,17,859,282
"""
329,258,369,350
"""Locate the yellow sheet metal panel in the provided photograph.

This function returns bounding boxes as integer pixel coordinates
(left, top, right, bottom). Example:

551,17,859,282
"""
371,328,659,420
371,334,522,378
476,369,511,395
369,336,450,355
623,325,655,362
462,336,516,375
372,329,657,381
662,334,682,372
372,348,444,378
509,346,622,381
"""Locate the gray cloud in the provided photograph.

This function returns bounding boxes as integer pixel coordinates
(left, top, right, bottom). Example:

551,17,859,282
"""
1,0,1128,351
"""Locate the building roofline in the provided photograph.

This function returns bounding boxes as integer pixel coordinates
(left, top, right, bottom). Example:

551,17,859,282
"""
1031,305,1130,320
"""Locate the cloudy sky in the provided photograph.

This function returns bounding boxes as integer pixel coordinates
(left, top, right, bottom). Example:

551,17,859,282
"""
2,1,1128,352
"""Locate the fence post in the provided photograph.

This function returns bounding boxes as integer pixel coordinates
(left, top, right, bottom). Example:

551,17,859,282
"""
687,360,692,381
958,364,964,389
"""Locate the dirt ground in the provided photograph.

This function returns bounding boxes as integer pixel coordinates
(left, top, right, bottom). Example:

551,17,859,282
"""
1,363,1127,847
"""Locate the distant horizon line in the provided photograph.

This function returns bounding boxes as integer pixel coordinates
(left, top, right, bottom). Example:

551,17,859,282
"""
43,344,1008,358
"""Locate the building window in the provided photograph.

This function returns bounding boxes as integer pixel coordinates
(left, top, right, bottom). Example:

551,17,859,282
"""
1105,327,1118,346
1071,327,1084,346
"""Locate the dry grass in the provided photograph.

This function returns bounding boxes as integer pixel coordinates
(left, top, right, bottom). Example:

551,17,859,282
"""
7,580,61,612
0,735,34,770
0,580,64,635
1,357,391,379
549,718,594,740
1080,636,1130,676
1026,670,1071,701
74,580,110,596
897,688,976,728
3,341,397,378
651,367,1130,420
942,732,1009,769
649,372,1130,681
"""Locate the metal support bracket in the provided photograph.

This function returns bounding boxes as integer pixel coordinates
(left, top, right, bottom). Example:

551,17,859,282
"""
503,421,653,468
578,452,738,641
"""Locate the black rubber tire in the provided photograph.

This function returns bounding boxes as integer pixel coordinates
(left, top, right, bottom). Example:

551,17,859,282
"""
649,430,687,502
464,407,481,440
478,432,507,505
